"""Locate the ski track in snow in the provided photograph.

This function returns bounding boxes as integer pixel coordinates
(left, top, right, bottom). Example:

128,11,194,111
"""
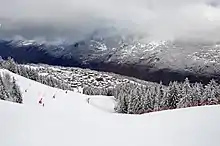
0,69,220,146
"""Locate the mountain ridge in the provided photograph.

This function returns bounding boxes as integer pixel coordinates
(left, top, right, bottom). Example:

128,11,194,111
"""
1,38,220,84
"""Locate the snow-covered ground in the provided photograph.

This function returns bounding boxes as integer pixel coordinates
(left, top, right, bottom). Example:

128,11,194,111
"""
0,69,220,146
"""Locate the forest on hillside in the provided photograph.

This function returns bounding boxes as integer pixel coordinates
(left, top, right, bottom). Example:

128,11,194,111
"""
1,57,220,114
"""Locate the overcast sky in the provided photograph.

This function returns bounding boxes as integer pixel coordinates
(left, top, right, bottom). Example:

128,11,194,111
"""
0,0,220,42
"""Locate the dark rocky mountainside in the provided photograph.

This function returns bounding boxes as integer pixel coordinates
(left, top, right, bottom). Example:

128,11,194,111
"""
1,38,220,85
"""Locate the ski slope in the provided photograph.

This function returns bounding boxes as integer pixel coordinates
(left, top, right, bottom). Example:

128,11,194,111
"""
0,69,220,146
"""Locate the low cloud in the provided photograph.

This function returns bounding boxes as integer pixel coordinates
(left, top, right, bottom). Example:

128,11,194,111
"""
0,0,220,42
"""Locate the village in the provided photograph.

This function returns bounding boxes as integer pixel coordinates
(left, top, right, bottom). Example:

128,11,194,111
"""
33,64,131,90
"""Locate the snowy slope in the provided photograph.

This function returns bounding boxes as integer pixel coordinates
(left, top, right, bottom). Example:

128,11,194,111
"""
0,69,220,146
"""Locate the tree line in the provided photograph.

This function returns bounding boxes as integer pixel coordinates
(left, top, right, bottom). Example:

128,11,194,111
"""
80,68,220,114
114,79,220,114
0,57,71,91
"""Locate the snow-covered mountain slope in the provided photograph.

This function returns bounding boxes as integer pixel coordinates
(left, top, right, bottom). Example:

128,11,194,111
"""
0,69,220,146
1,38,220,84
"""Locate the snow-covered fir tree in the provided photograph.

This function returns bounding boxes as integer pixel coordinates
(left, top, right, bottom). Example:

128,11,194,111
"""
0,73,23,103
177,78,192,108
0,75,10,100
164,82,179,109
154,82,164,111
190,83,203,106
11,77,23,103
0,57,18,73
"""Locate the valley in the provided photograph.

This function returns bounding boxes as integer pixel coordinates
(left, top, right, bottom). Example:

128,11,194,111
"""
1,39,220,85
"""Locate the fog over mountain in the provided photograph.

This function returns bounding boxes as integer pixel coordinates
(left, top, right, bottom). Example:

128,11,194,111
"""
0,0,220,42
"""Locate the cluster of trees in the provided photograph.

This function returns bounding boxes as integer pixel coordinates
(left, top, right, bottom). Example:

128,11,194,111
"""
0,73,22,103
0,57,71,91
83,86,114,96
114,79,220,114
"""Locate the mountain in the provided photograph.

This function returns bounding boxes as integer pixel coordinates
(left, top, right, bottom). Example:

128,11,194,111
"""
0,69,220,146
1,37,220,84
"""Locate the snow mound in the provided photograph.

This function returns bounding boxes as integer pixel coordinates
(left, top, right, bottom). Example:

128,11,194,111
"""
88,96,116,113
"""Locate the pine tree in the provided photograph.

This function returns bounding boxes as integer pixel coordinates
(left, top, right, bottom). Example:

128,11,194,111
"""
126,84,146,114
26,68,39,81
177,78,192,108
2,73,12,94
208,79,219,105
127,90,135,114
18,66,29,78
3,57,18,73
202,80,218,105
0,57,4,69
163,82,178,109
190,83,203,106
154,82,164,111
114,83,131,113
114,89,127,113
144,87,155,112
11,77,23,103
0,75,9,100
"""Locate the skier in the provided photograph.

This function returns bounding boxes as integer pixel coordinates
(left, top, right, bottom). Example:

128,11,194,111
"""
39,98,43,105
87,98,90,103
53,94,55,99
